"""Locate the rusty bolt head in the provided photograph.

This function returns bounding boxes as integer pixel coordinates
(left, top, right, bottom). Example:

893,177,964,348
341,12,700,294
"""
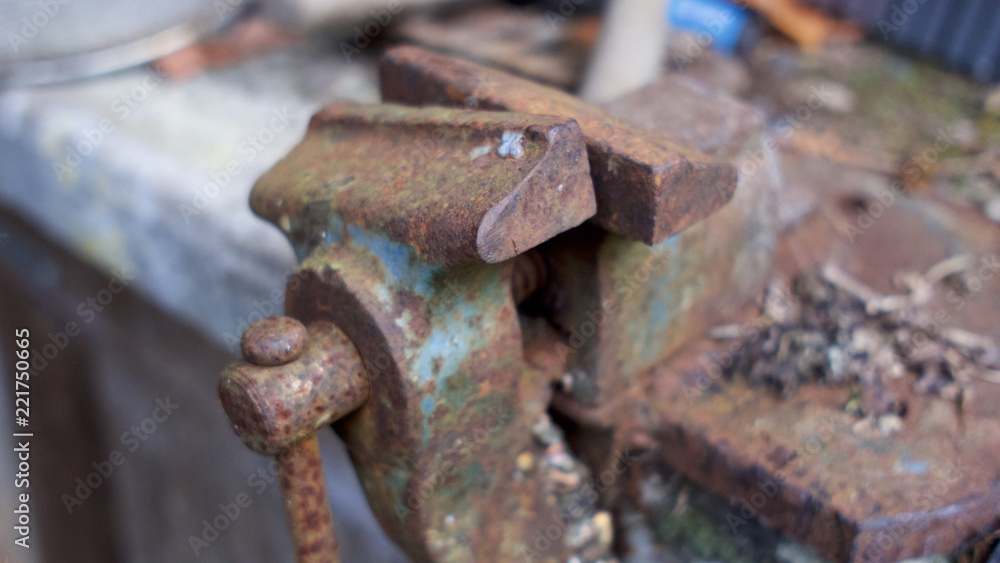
241,317,308,366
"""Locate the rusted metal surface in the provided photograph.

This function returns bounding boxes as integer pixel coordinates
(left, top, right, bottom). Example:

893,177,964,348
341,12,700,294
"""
539,76,778,407
251,101,595,267
278,435,340,563
380,45,738,245
562,197,1000,562
618,343,1000,563
220,320,369,456
214,45,1000,563
284,237,573,562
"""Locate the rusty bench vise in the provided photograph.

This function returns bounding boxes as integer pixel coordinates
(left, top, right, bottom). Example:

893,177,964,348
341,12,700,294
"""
218,46,775,562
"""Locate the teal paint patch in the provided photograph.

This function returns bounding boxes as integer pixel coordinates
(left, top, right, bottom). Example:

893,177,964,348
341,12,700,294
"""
421,395,436,415
441,368,481,413
461,461,487,491
384,464,411,499
649,299,670,335
614,236,687,372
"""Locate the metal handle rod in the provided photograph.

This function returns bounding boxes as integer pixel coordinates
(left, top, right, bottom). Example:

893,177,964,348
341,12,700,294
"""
277,434,340,563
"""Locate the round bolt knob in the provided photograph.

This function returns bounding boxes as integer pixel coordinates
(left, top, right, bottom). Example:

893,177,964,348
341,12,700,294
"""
241,316,308,366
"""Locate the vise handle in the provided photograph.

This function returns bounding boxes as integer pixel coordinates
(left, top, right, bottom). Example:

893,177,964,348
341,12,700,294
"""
219,316,369,563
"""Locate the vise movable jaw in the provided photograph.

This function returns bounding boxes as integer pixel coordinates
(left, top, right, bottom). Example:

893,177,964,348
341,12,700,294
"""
218,47,739,563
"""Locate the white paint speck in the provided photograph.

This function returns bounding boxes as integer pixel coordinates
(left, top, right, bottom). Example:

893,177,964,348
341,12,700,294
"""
497,130,524,159
557,183,563,192
469,143,492,160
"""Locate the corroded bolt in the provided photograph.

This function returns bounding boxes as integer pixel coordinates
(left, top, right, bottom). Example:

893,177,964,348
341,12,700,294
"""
241,316,308,366
220,317,369,563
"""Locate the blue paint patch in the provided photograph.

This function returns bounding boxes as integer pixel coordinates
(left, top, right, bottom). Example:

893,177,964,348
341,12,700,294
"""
656,234,681,251
411,296,484,385
649,300,670,334
421,395,436,415
668,0,749,54
897,452,929,475
347,224,437,299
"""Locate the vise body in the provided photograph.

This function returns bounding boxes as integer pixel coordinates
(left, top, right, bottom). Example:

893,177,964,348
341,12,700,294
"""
218,46,777,562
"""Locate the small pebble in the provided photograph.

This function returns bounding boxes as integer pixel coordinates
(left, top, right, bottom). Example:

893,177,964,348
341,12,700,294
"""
517,452,534,472
878,414,903,435
985,87,1000,114
593,511,613,547
985,199,1000,223
566,521,595,549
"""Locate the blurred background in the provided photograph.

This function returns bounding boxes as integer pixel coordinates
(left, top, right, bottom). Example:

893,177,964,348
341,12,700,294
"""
2,0,1000,561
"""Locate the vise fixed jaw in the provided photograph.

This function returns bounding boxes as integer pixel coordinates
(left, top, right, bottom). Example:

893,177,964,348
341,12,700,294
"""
251,102,597,267
218,47,738,563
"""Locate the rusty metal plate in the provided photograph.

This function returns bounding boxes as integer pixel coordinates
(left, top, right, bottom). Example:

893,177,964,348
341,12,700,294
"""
567,198,1000,562
623,342,1000,563
251,101,595,267
380,45,738,245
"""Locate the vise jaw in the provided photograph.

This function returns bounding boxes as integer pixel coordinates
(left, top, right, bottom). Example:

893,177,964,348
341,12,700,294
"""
218,46,741,562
